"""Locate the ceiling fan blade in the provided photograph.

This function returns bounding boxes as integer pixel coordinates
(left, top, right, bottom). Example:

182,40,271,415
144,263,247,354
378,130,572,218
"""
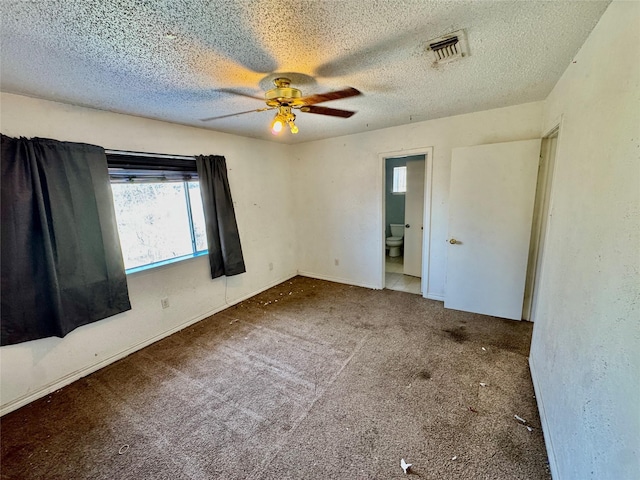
298,87,361,106
200,107,273,122
299,105,356,118
217,88,265,101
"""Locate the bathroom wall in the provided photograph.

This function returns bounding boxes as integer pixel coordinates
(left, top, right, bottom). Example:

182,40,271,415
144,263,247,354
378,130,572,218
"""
0,93,297,414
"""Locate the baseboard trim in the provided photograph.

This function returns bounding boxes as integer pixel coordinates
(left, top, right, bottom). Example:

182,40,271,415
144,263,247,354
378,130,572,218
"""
426,292,445,301
297,271,380,290
0,272,298,417
529,356,559,480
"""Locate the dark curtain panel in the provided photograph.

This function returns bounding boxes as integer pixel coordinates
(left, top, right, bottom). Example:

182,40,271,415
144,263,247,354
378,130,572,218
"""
196,155,246,278
1,135,131,346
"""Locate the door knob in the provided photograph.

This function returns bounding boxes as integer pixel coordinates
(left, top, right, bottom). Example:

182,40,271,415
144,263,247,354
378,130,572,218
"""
405,224,410,228
449,238,459,244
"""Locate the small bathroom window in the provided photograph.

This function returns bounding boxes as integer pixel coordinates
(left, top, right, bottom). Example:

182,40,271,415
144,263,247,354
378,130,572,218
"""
392,166,407,194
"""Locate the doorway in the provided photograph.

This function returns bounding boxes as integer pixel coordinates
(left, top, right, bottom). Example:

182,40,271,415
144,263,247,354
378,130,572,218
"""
380,147,433,296
523,127,559,321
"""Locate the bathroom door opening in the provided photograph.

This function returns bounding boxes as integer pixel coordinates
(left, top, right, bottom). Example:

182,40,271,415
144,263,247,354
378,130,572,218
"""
379,147,433,297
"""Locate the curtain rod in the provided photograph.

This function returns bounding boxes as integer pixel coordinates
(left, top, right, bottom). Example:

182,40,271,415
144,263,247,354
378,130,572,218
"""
105,149,196,161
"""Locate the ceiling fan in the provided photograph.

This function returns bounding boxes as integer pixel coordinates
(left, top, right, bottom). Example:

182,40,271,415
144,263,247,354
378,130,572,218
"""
201,77,361,135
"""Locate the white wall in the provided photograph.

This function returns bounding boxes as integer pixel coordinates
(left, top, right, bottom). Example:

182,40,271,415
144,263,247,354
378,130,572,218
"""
0,93,297,413
292,102,543,296
529,2,640,479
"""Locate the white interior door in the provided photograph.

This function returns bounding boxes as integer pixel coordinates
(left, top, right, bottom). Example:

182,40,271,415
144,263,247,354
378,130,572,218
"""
403,159,424,277
445,139,541,320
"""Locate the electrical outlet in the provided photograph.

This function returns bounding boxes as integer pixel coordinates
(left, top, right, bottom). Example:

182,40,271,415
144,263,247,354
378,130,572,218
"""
161,297,170,309
269,262,273,271
334,259,339,266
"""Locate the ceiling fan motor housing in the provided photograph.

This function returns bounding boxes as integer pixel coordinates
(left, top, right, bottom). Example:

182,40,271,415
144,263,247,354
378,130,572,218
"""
265,78,304,107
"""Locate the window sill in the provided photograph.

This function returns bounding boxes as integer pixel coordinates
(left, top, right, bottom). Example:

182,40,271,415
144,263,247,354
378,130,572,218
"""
391,192,406,195
125,251,208,276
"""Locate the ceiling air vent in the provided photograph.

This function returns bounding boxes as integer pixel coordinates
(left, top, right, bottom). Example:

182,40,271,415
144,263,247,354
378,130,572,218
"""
427,30,468,64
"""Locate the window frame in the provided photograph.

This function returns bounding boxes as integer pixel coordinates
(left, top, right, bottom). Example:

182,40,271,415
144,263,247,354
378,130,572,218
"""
392,165,407,194
106,151,209,275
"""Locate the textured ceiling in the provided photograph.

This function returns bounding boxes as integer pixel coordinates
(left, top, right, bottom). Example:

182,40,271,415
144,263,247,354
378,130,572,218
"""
1,0,610,144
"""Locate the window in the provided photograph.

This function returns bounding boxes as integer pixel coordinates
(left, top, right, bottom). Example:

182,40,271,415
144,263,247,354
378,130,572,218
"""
392,166,407,193
107,152,208,273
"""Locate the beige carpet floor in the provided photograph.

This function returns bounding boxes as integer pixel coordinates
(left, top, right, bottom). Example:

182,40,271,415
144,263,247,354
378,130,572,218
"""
0,276,550,479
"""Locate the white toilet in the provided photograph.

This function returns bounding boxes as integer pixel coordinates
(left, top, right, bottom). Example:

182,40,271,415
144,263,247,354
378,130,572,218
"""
386,224,404,257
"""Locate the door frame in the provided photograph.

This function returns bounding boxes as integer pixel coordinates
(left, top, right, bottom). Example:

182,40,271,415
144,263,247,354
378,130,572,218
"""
525,120,562,321
378,147,434,297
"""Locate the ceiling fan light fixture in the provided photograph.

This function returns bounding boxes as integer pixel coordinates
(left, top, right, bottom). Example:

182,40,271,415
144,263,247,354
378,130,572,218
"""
270,114,284,135
271,105,299,135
